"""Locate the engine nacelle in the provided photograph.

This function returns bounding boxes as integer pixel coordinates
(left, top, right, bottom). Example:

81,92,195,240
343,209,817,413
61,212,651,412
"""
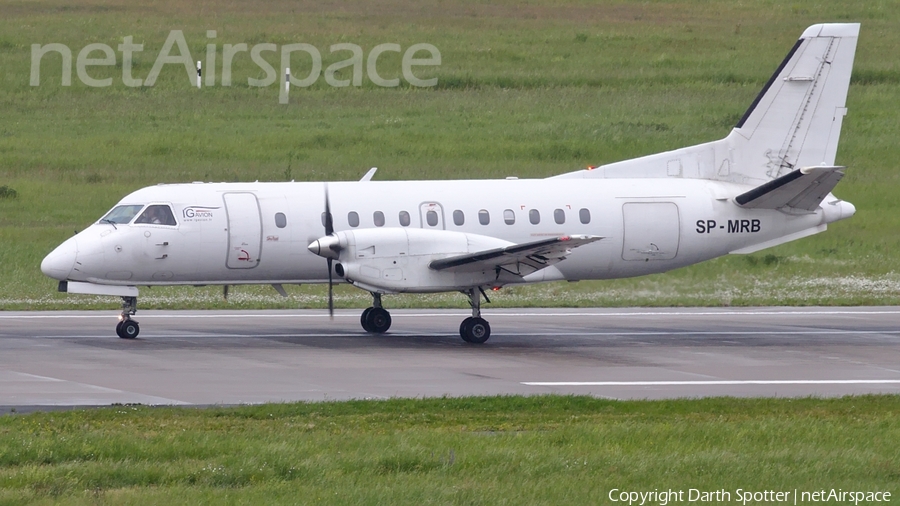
312,228,514,293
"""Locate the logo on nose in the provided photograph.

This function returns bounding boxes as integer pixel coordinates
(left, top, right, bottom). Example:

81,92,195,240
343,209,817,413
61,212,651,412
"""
182,206,219,221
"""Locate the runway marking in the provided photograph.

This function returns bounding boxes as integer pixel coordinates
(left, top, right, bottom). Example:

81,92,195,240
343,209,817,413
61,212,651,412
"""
23,330,900,339
1,371,190,405
523,380,900,386
2,309,900,319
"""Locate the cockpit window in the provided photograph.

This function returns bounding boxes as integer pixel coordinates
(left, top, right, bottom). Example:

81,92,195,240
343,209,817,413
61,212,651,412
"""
135,205,177,226
101,205,144,224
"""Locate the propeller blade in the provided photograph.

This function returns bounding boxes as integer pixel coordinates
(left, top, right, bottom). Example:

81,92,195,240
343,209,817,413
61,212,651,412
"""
323,184,335,319
324,184,333,236
327,258,334,319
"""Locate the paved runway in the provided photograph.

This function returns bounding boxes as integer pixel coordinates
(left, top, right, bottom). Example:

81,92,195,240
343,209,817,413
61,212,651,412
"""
1,307,899,410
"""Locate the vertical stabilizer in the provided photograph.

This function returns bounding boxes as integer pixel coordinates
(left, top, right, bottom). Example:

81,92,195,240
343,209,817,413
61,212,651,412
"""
550,24,859,184
728,23,859,184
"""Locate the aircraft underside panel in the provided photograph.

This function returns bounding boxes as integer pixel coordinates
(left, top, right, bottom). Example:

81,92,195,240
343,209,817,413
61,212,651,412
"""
224,193,262,269
621,202,680,261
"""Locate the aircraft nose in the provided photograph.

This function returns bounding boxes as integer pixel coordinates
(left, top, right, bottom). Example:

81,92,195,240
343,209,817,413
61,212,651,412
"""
41,237,77,281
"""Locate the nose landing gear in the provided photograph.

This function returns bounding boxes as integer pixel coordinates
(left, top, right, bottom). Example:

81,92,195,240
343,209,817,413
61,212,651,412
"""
116,296,139,339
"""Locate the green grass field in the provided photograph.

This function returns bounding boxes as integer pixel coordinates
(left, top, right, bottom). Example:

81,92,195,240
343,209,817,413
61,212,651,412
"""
1,0,899,311
2,395,899,504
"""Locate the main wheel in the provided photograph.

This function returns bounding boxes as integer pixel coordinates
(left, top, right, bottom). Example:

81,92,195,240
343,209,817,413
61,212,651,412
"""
360,307,374,332
117,319,140,339
459,317,474,339
461,317,490,344
365,308,392,334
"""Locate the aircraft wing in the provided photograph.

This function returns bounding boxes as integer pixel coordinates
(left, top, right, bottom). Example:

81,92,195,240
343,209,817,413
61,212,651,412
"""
734,165,846,211
429,234,602,276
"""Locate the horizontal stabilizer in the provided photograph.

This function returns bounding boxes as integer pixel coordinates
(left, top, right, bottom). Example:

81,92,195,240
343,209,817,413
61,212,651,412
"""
734,165,845,211
429,235,602,276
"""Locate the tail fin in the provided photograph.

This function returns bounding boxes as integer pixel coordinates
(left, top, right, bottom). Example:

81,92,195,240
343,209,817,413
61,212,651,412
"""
550,24,860,185
728,23,859,184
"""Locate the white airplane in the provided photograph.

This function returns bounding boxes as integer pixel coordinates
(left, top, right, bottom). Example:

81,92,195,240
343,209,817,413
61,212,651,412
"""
42,23,859,343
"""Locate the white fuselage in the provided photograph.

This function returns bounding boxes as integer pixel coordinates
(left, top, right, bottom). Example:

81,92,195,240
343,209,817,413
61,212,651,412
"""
42,177,854,292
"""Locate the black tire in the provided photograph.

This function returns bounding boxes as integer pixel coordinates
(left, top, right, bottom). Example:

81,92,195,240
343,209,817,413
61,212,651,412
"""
360,307,374,332
462,317,490,344
459,317,475,341
366,308,392,334
118,319,140,339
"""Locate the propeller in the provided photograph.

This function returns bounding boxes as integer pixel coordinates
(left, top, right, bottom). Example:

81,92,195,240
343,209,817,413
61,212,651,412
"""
324,186,334,319
308,184,344,318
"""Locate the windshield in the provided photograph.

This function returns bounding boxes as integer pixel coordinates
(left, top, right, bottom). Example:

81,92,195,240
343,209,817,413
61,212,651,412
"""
134,204,177,226
100,205,144,224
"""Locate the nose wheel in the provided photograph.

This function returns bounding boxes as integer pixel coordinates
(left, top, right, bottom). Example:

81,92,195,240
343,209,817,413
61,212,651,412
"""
116,296,140,339
116,318,140,339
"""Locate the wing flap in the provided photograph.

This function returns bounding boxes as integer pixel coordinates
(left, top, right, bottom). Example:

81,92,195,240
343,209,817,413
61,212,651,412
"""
734,166,845,211
429,235,602,276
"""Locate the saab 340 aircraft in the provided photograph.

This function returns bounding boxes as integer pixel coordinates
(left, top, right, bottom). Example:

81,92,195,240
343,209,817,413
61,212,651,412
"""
42,23,859,343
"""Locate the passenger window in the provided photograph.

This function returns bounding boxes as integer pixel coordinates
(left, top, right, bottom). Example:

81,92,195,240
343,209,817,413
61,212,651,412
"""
478,209,490,225
529,209,540,225
374,211,385,227
504,209,515,225
554,208,565,224
579,208,591,224
321,212,332,227
135,204,177,226
426,210,439,227
101,205,143,224
275,212,287,228
348,211,360,227
453,210,465,226
399,211,411,227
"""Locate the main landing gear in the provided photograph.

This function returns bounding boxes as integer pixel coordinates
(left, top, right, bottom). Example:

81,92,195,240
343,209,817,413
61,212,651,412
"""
357,290,492,343
360,292,392,334
115,296,140,339
459,288,491,344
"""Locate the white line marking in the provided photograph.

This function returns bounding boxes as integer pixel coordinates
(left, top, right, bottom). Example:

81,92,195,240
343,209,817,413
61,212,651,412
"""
482,311,900,317
523,380,900,386
2,309,900,319
21,330,900,339
2,371,190,404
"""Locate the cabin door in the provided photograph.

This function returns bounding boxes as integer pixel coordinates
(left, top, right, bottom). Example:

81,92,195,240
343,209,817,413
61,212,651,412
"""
223,193,262,269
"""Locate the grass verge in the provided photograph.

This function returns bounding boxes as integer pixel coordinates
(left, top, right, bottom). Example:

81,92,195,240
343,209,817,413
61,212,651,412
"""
1,395,898,504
